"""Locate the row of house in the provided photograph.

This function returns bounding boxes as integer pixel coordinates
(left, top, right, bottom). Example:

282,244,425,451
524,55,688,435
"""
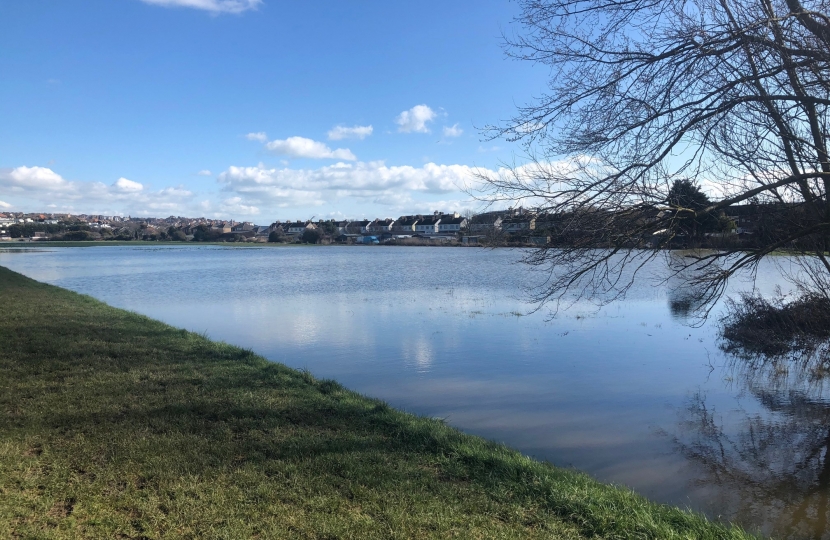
262,209,549,241
270,211,471,238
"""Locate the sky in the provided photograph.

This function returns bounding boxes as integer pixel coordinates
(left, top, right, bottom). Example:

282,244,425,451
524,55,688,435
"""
0,0,546,222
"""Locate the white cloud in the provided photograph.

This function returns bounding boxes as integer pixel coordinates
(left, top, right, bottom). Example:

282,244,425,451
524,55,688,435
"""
443,124,463,138
197,170,213,176
139,0,262,14
0,166,200,217
246,132,268,142
0,200,11,209
219,161,477,194
6,166,71,190
113,177,144,192
396,105,437,133
514,121,544,134
220,197,260,215
159,186,194,198
217,161,489,213
265,136,357,161
409,199,474,215
327,125,373,141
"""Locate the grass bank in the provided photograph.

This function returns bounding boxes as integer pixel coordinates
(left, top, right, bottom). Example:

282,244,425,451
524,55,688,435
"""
0,241,267,248
0,266,757,539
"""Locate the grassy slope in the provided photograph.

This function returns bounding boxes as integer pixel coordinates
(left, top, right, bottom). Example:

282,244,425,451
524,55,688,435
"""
0,266,758,539
0,242,268,248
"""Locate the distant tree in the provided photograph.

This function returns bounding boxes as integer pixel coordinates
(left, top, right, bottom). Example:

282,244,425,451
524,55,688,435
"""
193,224,220,242
317,220,338,237
666,180,715,241
268,230,286,243
58,230,94,241
167,226,187,241
301,228,322,244
715,213,737,235
8,223,64,238
667,180,710,214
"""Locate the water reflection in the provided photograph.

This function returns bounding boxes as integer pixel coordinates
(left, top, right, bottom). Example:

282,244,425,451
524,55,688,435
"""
671,346,830,539
0,245,822,537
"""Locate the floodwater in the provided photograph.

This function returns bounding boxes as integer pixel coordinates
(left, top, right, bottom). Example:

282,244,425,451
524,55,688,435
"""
2,244,828,539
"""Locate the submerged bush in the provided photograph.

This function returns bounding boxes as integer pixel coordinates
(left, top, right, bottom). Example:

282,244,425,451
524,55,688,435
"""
721,291,830,357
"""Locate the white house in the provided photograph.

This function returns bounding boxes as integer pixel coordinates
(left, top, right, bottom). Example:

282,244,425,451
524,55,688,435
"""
414,215,442,234
368,218,395,233
437,216,467,234
285,221,317,236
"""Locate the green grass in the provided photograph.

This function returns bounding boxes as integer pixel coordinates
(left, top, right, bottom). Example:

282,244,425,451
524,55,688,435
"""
0,266,759,539
0,242,313,249
1,241,264,248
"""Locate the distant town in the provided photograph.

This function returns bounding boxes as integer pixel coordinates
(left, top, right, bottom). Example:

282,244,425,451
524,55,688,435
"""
0,209,554,246
0,204,775,248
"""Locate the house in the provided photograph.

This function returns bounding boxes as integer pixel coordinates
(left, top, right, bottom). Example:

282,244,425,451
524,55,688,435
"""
368,218,395,233
254,226,271,237
393,216,420,232
331,220,351,235
232,222,255,233
212,222,232,234
437,216,467,234
725,204,760,235
284,221,317,236
414,215,442,234
469,212,503,232
345,220,373,234
501,214,536,233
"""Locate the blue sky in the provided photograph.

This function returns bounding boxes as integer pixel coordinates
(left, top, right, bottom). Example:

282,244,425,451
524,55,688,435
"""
0,0,544,222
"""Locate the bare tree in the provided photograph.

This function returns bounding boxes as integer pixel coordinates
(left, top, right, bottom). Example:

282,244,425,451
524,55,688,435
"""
482,0,830,313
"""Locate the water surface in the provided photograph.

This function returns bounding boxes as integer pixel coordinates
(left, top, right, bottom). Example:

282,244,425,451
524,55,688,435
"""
2,245,827,539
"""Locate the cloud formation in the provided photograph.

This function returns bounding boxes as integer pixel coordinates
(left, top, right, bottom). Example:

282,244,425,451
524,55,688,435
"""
113,177,144,192
443,124,463,137
265,136,357,161
246,132,268,142
327,125,373,141
0,166,197,216
197,170,213,176
139,0,262,14
217,161,485,211
220,196,260,215
6,166,71,190
0,200,11,209
396,105,436,133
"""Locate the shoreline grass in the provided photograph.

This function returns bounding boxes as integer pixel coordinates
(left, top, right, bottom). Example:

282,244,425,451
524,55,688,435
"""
0,266,758,539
